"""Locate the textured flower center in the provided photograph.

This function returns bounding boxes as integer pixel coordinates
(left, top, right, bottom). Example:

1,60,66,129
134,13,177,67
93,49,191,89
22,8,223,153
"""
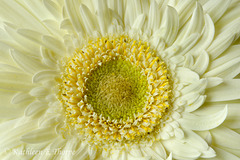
57,36,172,146
85,59,148,120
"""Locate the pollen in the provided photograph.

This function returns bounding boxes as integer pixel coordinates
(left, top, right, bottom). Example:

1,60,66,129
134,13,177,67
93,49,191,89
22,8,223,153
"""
57,35,172,147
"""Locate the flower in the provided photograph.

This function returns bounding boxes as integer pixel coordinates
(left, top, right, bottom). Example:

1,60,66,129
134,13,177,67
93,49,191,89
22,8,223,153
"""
0,0,240,159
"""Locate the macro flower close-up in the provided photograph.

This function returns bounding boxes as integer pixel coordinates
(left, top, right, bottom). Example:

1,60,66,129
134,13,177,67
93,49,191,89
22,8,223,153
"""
0,0,240,159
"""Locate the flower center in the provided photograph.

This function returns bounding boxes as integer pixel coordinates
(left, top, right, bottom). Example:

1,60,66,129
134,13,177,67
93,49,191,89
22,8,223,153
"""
85,59,148,120
57,35,172,146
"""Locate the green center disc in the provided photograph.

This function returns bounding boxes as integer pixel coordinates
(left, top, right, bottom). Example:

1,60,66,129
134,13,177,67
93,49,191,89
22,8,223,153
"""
85,58,148,120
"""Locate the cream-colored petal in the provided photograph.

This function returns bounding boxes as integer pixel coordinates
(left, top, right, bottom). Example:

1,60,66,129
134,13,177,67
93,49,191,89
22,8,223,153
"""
191,51,209,76
147,0,159,32
207,19,240,60
174,0,196,28
73,142,88,160
190,15,215,55
0,0,49,33
96,0,110,35
10,50,47,74
179,106,228,131
204,57,240,78
203,0,231,23
65,0,84,33
0,71,33,91
32,70,58,83
185,95,206,113
79,4,97,35
176,67,199,84
206,77,223,88
211,126,240,149
132,14,146,31
24,101,48,117
43,0,61,19
181,129,216,158
206,80,240,102
162,138,201,159
143,147,164,160
21,127,57,144
4,24,41,57
11,92,33,104
0,119,37,152
42,35,66,56
158,6,179,46
212,146,240,160
29,87,49,97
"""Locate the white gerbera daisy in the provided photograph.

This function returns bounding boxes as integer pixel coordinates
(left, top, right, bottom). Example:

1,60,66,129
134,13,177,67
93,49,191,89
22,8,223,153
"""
0,0,240,159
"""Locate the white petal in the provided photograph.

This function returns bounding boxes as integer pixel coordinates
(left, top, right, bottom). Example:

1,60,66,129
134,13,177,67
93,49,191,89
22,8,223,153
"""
162,138,201,159
64,0,84,33
130,146,143,157
206,79,240,102
17,29,43,45
179,106,228,131
96,0,110,35
0,0,49,33
88,146,97,160
190,15,215,55
143,146,164,160
29,87,49,97
40,47,57,68
0,63,22,72
179,2,204,41
132,14,146,30
182,128,216,158
206,77,223,88
21,127,57,144
176,67,199,84
212,146,240,160
203,0,231,23
191,51,209,75
4,24,41,57
10,49,47,74
0,119,37,152
11,92,33,104
204,57,240,78
43,0,61,19
185,95,206,112
147,0,160,32
158,6,179,46
211,126,240,149
73,142,88,160
0,71,33,91
174,0,196,28
24,101,48,117
42,35,66,56
32,70,58,83
207,18,240,60
181,78,207,94
79,4,97,34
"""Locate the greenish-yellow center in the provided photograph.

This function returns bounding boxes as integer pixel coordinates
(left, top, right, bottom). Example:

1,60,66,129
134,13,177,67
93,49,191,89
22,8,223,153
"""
85,59,148,120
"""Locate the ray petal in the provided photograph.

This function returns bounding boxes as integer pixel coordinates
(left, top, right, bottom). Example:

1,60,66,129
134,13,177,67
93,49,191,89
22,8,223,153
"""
21,127,57,144
206,79,240,102
179,106,228,131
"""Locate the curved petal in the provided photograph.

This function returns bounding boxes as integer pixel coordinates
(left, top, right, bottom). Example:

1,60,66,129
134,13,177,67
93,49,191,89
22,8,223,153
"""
0,71,33,91
206,79,240,102
211,126,240,149
179,106,228,131
24,101,48,117
10,49,47,74
32,70,58,83
203,0,231,23
21,127,57,144
158,6,179,46
162,138,201,159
